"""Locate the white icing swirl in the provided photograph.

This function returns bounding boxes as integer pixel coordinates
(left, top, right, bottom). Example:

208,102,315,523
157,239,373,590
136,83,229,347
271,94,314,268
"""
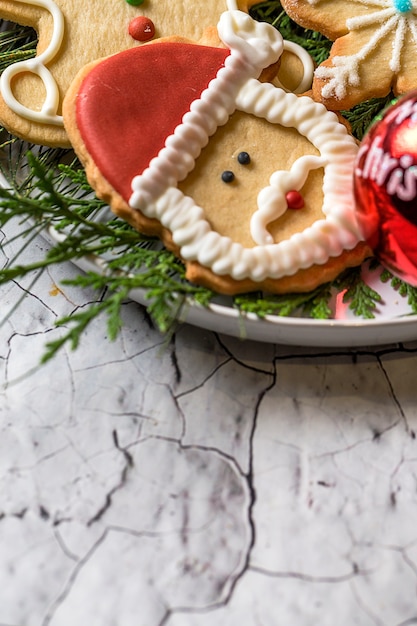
0,0,64,125
275,40,315,94
218,4,283,69
129,6,362,283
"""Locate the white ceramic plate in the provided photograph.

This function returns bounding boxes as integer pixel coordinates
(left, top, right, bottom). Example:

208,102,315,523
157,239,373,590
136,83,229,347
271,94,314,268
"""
62,231,417,348
133,288,417,347
3,150,417,348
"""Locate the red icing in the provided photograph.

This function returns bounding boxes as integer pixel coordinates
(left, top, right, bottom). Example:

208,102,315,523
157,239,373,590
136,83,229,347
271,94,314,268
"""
76,43,230,202
128,16,155,42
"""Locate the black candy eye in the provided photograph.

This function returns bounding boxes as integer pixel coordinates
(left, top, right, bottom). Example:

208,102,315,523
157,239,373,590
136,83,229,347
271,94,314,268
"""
237,151,251,165
221,170,235,183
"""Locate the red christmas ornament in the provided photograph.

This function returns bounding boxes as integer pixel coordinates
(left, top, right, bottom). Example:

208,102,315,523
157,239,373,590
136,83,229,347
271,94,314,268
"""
354,91,417,285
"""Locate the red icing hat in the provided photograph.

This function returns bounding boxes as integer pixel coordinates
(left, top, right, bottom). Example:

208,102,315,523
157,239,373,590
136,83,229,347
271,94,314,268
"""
76,42,230,202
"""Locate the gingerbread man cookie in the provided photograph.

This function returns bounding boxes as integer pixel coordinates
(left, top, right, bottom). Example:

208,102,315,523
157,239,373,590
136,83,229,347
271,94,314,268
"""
281,0,417,109
0,0,257,146
63,1,369,295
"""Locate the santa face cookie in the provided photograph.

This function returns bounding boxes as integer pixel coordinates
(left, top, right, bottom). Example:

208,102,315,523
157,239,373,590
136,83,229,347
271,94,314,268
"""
281,0,417,110
0,0,256,146
63,3,369,295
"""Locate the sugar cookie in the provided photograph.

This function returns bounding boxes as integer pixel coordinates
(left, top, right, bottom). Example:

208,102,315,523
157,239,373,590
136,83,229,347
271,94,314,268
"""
281,0,417,109
0,0,256,146
63,3,369,295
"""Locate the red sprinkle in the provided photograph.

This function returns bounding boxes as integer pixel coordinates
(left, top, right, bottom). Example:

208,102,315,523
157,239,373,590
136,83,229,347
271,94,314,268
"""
128,16,156,42
286,190,305,210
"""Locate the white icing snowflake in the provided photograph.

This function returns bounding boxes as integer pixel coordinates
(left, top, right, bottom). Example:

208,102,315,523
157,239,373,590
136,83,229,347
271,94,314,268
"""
289,0,417,103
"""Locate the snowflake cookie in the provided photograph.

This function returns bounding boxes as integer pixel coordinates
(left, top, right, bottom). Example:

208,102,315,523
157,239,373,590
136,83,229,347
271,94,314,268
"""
281,0,417,109
0,0,257,146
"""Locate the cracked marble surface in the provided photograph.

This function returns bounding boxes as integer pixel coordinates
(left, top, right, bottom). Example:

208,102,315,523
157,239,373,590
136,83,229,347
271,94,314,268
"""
2,226,417,625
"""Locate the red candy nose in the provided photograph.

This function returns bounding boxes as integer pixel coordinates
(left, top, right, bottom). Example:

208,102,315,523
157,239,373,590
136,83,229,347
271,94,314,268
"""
129,16,155,42
286,190,305,210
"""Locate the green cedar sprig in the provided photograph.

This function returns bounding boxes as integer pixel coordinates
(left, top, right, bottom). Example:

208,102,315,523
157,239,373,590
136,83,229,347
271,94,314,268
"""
334,265,382,319
234,283,333,319
342,94,396,142
0,149,217,361
380,267,417,314
233,264,388,321
41,257,213,363
0,24,36,72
